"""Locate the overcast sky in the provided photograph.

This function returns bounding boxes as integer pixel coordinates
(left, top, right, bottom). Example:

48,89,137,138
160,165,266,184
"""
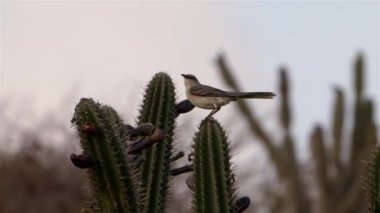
1,2,379,210
1,1,379,147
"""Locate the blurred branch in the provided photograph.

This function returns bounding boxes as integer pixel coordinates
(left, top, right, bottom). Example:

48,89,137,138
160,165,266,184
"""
216,54,282,171
216,53,310,213
216,52,378,213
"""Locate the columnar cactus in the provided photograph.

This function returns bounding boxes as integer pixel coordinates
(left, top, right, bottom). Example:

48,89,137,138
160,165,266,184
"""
71,98,139,213
217,53,378,212
331,87,344,171
71,72,182,213
191,118,242,213
136,72,177,213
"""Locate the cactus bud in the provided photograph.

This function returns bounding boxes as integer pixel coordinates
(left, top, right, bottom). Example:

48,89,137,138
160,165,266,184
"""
235,196,251,213
127,123,155,139
169,165,193,176
175,99,195,116
171,151,185,162
70,153,93,169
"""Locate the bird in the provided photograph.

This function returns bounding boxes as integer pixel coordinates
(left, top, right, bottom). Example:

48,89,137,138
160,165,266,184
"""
181,74,275,118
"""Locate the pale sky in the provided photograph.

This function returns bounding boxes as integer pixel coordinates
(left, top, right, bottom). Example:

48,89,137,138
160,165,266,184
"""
1,1,379,211
1,1,379,139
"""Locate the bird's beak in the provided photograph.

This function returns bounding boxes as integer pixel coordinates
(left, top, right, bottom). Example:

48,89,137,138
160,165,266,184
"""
181,74,186,78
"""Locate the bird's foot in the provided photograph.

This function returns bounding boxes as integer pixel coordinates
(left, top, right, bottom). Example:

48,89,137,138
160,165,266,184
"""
206,107,221,119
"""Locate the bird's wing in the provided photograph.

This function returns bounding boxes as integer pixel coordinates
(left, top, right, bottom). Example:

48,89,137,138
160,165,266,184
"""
189,84,232,97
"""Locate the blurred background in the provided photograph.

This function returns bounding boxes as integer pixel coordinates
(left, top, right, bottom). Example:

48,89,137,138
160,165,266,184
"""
0,1,379,213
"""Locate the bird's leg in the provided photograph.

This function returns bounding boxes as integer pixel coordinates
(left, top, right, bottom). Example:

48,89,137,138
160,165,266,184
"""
206,106,221,119
206,110,214,119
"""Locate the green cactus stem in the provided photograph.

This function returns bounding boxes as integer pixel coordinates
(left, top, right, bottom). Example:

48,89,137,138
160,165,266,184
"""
136,72,177,213
192,118,239,213
72,98,139,213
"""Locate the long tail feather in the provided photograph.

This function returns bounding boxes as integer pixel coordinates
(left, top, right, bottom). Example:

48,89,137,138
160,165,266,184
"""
229,92,276,99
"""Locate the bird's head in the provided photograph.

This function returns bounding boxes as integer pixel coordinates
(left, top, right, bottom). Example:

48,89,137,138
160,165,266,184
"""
181,74,200,87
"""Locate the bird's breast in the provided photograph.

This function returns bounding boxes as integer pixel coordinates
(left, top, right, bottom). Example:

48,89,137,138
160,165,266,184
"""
187,93,232,109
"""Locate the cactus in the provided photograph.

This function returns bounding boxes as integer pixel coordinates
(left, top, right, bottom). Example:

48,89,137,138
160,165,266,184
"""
350,54,373,168
217,53,378,212
366,146,380,212
191,118,241,213
136,72,177,213
70,72,199,213
67,53,377,213
279,68,309,212
310,125,330,213
332,87,345,171
71,98,139,213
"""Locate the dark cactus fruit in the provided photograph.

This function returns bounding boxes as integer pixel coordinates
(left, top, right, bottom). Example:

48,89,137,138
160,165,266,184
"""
70,153,93,169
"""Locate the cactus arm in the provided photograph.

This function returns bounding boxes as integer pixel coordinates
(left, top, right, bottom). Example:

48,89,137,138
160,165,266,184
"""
101,106,140,212
137,72,176,213
72,98,139,213
332,87,345,171
210,122,235,212
193,120,218,213
202,121,219,213
310,126,330,213
193,118,238,213
193,128,204,213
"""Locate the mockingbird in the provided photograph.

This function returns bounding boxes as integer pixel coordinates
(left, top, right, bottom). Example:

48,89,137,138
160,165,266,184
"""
181,74,275,118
